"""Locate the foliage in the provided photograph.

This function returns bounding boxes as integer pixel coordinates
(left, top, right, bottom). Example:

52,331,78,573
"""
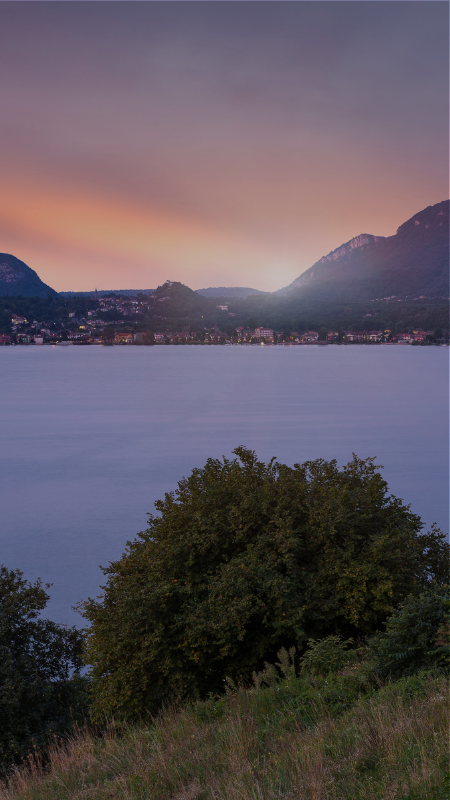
101,327,115,344
226,292,449,337
0,296,96,333
0,567,88,774
81,447,448,719
365,585,450,681
0,283,447,337
300,635,357,676
2,671,448,800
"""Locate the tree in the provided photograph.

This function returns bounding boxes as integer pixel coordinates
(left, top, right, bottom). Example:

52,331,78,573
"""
318,327,328,341
101,327,115,345
365,584,449,679
0,567,86,773
82,448,448,720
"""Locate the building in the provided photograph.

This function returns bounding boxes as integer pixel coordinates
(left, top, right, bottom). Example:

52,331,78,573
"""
345,331,382,343
254,327,274,340
114,333,135,344
0,334,11,345
413,330,433,342
300,331,319,343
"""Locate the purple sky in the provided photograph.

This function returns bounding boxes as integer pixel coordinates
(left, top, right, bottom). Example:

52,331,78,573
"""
0,1,447,291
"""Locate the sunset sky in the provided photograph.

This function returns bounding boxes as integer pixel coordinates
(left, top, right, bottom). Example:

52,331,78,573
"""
0,2,448,292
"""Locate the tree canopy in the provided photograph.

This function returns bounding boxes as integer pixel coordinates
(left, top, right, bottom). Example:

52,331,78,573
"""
0,567,86,773
82,448,448,720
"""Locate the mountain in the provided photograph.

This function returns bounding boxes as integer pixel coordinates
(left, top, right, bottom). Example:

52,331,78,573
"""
149,280,209,317
59,289,154,297
196,287,266,298
283,200,449,300
0,254,57,298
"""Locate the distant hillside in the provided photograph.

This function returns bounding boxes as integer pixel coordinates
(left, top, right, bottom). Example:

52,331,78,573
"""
0,254,57,298
149,280,209,318
196,287,266,298
283,200,449,300
60,289,154,297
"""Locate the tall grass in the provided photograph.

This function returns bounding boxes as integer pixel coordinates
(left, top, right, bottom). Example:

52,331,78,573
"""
1,672,448,800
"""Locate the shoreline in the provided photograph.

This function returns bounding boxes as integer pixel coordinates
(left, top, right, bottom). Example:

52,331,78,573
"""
1,341,447,348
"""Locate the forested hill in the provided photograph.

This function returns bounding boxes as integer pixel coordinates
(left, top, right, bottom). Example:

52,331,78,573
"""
0,254,57,298
283,200,449,301
196,287,267,298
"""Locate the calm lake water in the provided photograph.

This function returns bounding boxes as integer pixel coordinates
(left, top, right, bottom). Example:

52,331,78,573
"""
0,344,448,626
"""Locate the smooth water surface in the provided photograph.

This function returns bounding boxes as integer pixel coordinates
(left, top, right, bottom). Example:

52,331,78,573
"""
0,345,448,625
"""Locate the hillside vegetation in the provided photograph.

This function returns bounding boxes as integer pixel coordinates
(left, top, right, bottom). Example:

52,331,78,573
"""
81,449,447,720
1,450,448,798
2,665,448,800
1,201,448,337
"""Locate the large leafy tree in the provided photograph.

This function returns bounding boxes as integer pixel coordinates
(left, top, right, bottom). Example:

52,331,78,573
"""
82,448,448,719
0,567,86,774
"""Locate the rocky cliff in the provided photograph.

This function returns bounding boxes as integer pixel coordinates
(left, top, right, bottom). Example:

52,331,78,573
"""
284,200,449,300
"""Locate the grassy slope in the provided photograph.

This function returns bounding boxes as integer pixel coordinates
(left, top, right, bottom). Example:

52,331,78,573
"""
2,672,448,800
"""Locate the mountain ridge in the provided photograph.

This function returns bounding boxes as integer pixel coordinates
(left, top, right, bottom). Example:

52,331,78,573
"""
282,200,449,300
60,289,154,297
0,254,58,298
196,287,267,298
0,200,447,302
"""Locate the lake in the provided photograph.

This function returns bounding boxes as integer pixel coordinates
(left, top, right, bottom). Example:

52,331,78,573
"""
0,344,448,626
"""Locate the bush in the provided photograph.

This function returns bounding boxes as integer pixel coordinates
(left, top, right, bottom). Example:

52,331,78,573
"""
82,448,448,720
300,635,357,676
365,585,449,680
0,566,88,774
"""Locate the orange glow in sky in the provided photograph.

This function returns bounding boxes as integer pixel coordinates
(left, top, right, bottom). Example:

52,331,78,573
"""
0,2,447,292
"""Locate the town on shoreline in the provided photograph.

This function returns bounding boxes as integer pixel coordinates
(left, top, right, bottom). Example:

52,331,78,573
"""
0,323,447,347
1,278,448,348
1,286,448,347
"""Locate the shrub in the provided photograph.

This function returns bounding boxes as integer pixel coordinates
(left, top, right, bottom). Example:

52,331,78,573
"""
365,585,449,680
82,447,448,719
0,566,87,774
300,635,357,676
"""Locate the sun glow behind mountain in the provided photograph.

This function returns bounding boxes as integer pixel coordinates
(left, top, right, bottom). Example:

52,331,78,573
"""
0,2,447,292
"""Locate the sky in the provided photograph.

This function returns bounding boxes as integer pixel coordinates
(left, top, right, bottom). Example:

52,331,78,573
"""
0,2,447,292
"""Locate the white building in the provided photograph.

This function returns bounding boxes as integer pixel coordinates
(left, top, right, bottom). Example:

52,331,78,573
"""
254,327,274,340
